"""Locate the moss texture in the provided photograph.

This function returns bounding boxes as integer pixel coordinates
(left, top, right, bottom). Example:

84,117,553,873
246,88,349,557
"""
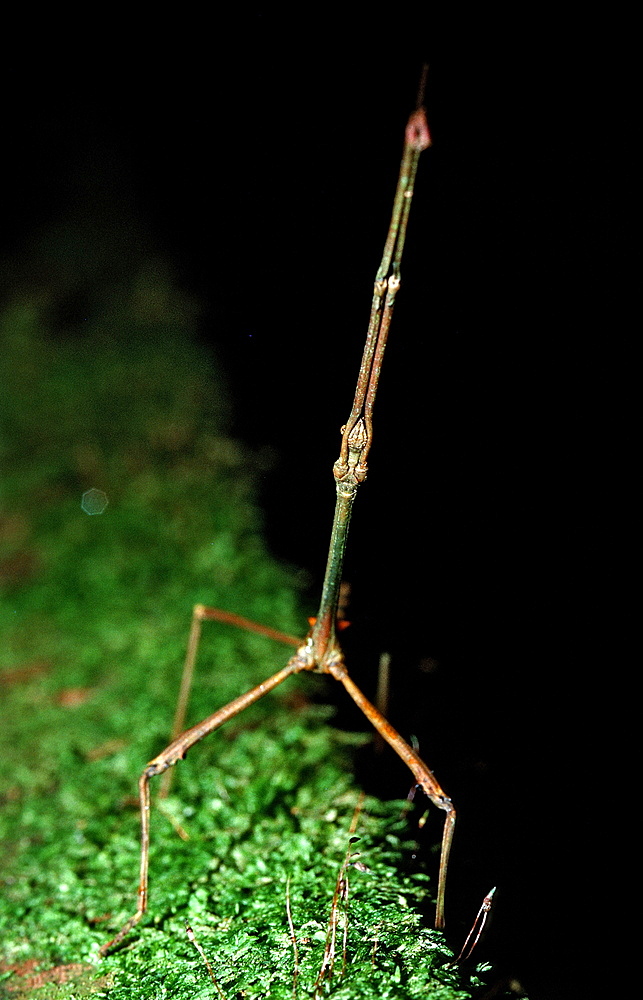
0,286,494,998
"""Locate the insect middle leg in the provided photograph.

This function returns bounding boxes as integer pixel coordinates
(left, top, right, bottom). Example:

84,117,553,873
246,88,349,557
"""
159,604,302,799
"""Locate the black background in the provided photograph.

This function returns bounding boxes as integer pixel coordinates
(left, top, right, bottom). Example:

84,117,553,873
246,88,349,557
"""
2,15,630,999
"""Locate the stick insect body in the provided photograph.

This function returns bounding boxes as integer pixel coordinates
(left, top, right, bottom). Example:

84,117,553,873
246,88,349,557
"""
100,96,455,957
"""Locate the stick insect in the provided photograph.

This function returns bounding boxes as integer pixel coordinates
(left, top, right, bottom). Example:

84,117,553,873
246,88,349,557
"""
100,80,455,956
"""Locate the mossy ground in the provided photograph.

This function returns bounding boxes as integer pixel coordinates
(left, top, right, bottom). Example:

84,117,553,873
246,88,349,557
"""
0,287,490,998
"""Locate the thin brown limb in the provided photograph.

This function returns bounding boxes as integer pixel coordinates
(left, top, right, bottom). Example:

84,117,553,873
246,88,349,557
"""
328,659,455,929
196,607,302,649
159,605,301,798
451,886,496,964
99,650,310,955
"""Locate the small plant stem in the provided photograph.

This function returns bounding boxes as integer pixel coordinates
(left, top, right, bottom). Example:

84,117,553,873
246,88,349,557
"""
285,874,299,999
315,795,365,995
186,923,227,999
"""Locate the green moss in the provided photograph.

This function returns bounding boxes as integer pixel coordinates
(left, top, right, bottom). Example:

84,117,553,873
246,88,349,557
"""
0,290,493,998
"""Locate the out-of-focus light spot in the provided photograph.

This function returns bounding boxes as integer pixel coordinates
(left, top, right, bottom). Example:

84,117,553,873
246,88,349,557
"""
81,488,109,515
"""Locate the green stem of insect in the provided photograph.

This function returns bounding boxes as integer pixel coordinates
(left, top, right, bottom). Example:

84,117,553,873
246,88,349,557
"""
311,106,429,666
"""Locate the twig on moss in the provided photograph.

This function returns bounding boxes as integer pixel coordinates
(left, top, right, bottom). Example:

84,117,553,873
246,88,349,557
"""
286,874,300,999
186,922,227,999
314,793,369,994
